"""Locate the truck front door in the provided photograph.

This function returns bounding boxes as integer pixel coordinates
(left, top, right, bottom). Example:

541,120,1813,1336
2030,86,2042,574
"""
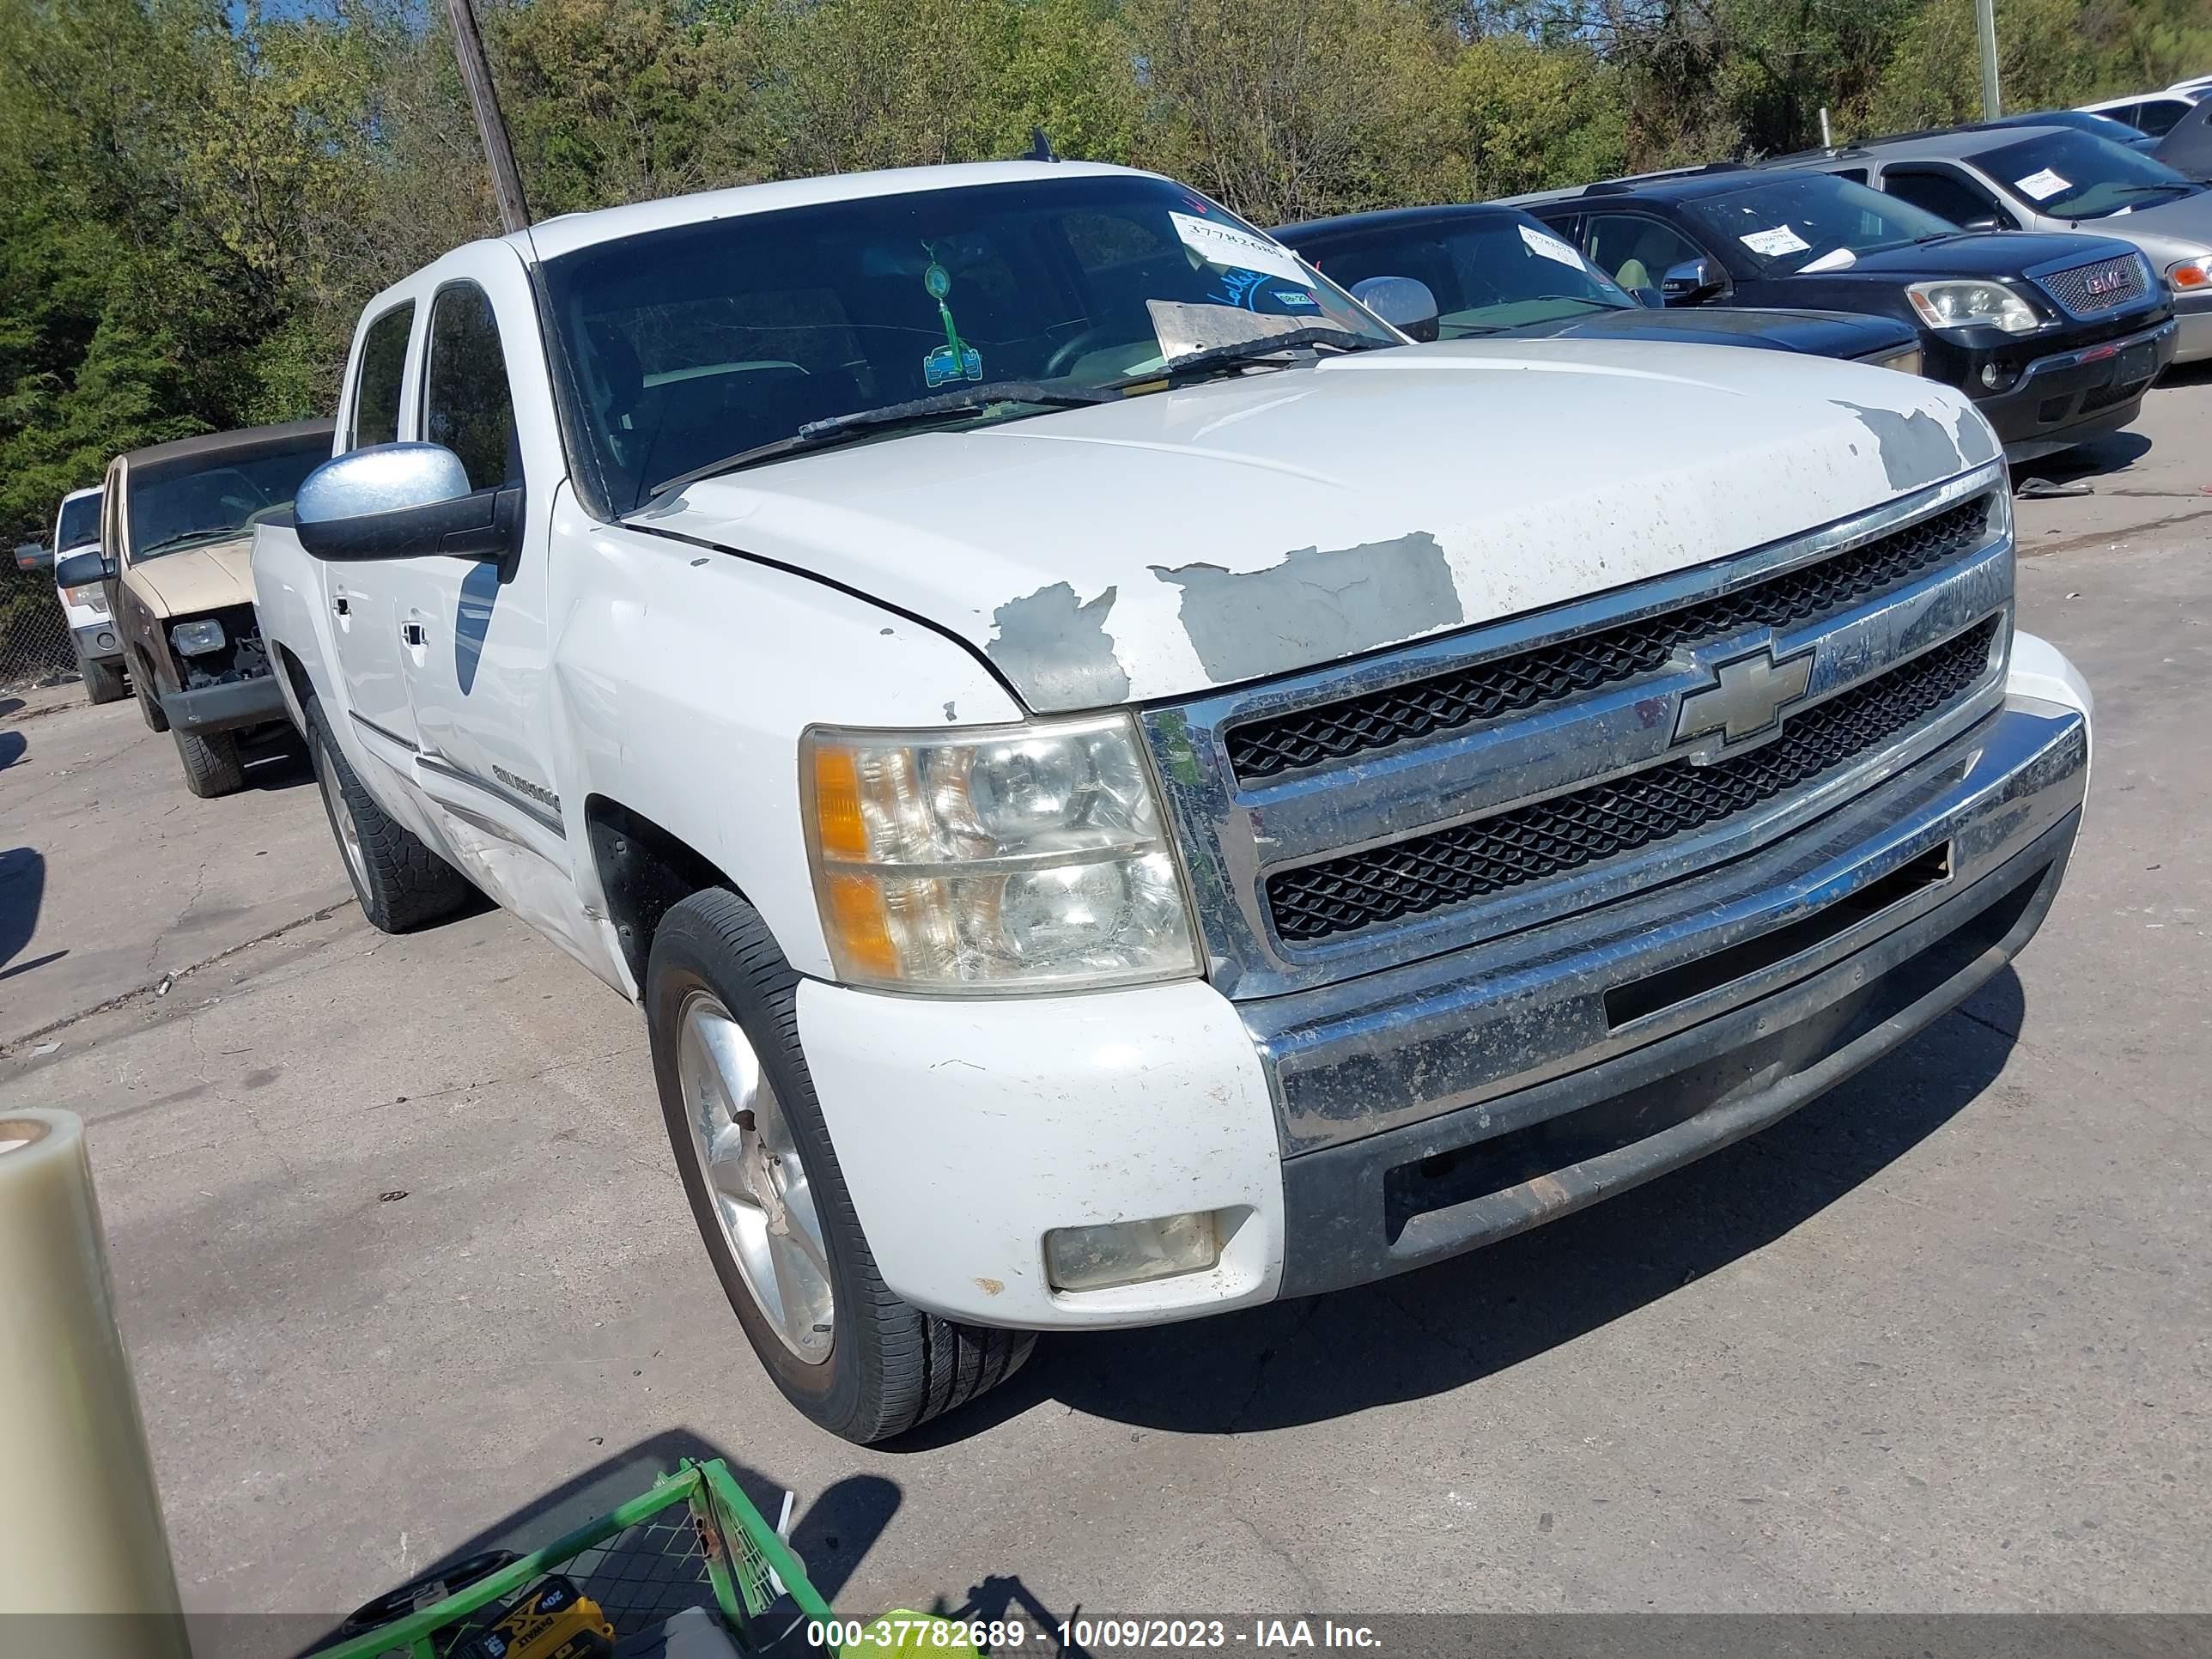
389,250,576,928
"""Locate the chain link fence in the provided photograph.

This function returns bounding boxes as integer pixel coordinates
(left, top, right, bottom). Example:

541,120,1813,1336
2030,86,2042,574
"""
2,559,83,694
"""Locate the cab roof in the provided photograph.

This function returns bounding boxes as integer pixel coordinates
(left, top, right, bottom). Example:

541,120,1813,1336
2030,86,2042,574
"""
1274,202,1534,240
1759,125,2081,170
118,417,335,473
1494,165,1762,209
512,160,1158,264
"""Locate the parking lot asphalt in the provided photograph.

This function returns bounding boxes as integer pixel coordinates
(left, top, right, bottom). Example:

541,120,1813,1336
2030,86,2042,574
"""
3,368,2208,1629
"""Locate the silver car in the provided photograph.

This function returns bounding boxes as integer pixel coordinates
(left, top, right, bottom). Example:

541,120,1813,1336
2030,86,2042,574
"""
1766,125,2212,362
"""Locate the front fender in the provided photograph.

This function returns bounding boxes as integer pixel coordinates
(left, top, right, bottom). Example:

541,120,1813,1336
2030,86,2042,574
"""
548,507,1024,983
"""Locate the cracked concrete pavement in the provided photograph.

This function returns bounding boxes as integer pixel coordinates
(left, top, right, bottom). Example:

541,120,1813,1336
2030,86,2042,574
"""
0,708,350,1046
1,368,2206,1633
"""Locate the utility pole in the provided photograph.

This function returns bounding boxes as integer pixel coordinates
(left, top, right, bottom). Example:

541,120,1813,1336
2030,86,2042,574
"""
1975,0,2002,120
444,0,532,234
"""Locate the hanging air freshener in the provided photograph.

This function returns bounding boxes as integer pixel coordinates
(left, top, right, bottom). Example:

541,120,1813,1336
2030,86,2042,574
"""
920,252,983,387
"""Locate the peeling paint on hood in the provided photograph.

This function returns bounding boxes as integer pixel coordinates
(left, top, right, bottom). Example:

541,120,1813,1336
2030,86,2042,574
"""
638,338,1998,713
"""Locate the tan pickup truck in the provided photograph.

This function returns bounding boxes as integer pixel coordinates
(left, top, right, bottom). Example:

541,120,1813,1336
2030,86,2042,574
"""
56,420,331,796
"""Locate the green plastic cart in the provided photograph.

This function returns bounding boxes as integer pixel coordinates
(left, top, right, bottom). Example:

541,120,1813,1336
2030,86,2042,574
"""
313,1457,963,1659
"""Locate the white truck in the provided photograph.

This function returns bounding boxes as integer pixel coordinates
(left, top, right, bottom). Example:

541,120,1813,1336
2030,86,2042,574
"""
254,161,2092,1443
52,484,127,703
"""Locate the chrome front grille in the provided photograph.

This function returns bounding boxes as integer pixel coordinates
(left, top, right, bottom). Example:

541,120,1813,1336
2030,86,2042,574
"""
1265,617,1999,943
1226,495,1993,781
2034,253,2148,319
1139,465,2014,1000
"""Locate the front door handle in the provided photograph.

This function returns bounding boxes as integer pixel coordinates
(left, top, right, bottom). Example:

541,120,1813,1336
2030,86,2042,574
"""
400,620,427,647
331,594,350,617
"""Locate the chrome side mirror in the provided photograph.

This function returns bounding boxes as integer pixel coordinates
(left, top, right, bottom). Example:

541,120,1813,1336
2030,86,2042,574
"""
1661,257,1722,304
1350,275,1442,343
295,443,520,566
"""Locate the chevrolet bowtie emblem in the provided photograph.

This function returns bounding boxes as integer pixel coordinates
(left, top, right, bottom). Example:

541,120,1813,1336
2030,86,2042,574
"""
1674,645,1814,753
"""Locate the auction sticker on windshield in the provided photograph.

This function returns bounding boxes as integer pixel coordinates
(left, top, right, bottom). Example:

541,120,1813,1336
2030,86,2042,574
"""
1741,226,1810,258
2015,167,2071,201
1170,211,1313,285
1520,224,1585,269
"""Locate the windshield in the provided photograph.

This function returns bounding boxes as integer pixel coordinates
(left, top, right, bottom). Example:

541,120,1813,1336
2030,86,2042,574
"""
541,175,1398,514
1682,175,1960,276
127,441,328,561
55,491,101,554
1971,130,2197,217
1291,216,1633,337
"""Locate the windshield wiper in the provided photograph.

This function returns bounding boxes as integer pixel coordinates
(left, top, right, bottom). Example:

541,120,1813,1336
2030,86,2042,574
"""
141,528,248,558
647,381,1112,501
1100,327,1382,392
2099,183,2191,202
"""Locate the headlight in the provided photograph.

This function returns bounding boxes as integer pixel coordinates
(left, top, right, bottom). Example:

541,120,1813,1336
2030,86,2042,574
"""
1871,345,1925,376
2168,255,2211,293
801,714,1198,994
1905,279,2042,335
169,617,227,656
64,583,109,614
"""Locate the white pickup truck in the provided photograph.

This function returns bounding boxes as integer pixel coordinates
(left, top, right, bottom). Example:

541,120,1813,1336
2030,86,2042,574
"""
255,161,2092,1443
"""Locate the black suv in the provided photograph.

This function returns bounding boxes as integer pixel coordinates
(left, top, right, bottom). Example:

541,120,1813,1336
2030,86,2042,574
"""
1275,202,1923,368
1507,167,2175,459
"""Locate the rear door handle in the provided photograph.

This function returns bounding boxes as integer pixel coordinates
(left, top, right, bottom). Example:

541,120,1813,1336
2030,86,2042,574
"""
331,594,349,617
400,620,427,647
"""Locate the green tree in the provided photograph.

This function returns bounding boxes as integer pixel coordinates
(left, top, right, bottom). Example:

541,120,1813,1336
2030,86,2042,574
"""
1126,0,1467,225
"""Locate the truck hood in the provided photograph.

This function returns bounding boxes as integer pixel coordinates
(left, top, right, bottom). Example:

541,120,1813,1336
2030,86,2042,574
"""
1511,305,1916,357
1819,228,2142,276
2063,188,2212,245
123,534,257,617
635,338,1998,713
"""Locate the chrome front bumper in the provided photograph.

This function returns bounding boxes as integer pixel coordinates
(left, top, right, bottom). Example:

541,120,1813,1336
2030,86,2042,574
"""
1245,696,2087,1296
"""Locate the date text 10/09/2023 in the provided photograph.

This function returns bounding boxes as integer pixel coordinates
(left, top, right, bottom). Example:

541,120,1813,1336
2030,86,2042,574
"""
808,1620,1385,1651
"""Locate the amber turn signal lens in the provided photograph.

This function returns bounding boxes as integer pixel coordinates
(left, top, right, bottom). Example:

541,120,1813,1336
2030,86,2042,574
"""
808,744,871,862
822,872,900,981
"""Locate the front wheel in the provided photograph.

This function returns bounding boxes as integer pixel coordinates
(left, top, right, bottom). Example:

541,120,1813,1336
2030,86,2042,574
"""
646,889,1033,1443
174,727,246,798
81,654,127,705
132,657,169,732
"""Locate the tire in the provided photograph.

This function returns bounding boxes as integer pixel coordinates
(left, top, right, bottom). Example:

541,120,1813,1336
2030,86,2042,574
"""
81,655,127,705
133,657,169,732
647,889,1034,1443
303,697,473,932
174,727,246,798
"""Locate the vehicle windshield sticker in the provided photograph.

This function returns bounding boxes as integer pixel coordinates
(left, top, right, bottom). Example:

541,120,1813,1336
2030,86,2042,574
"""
920,252,983,387
1800,246,1857,273
2014,167,2071,201
1169,210,1313,286
1740,226,1811,257
1519,224,1585,269
1273,290,1320,307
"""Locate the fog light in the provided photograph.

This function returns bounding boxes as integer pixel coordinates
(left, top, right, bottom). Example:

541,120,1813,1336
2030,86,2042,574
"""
1978,362,2017,392
1045,1211,1220,1292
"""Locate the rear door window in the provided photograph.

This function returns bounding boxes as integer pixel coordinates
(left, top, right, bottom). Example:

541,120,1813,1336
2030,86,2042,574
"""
423,283,522,492
350,305,414,451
